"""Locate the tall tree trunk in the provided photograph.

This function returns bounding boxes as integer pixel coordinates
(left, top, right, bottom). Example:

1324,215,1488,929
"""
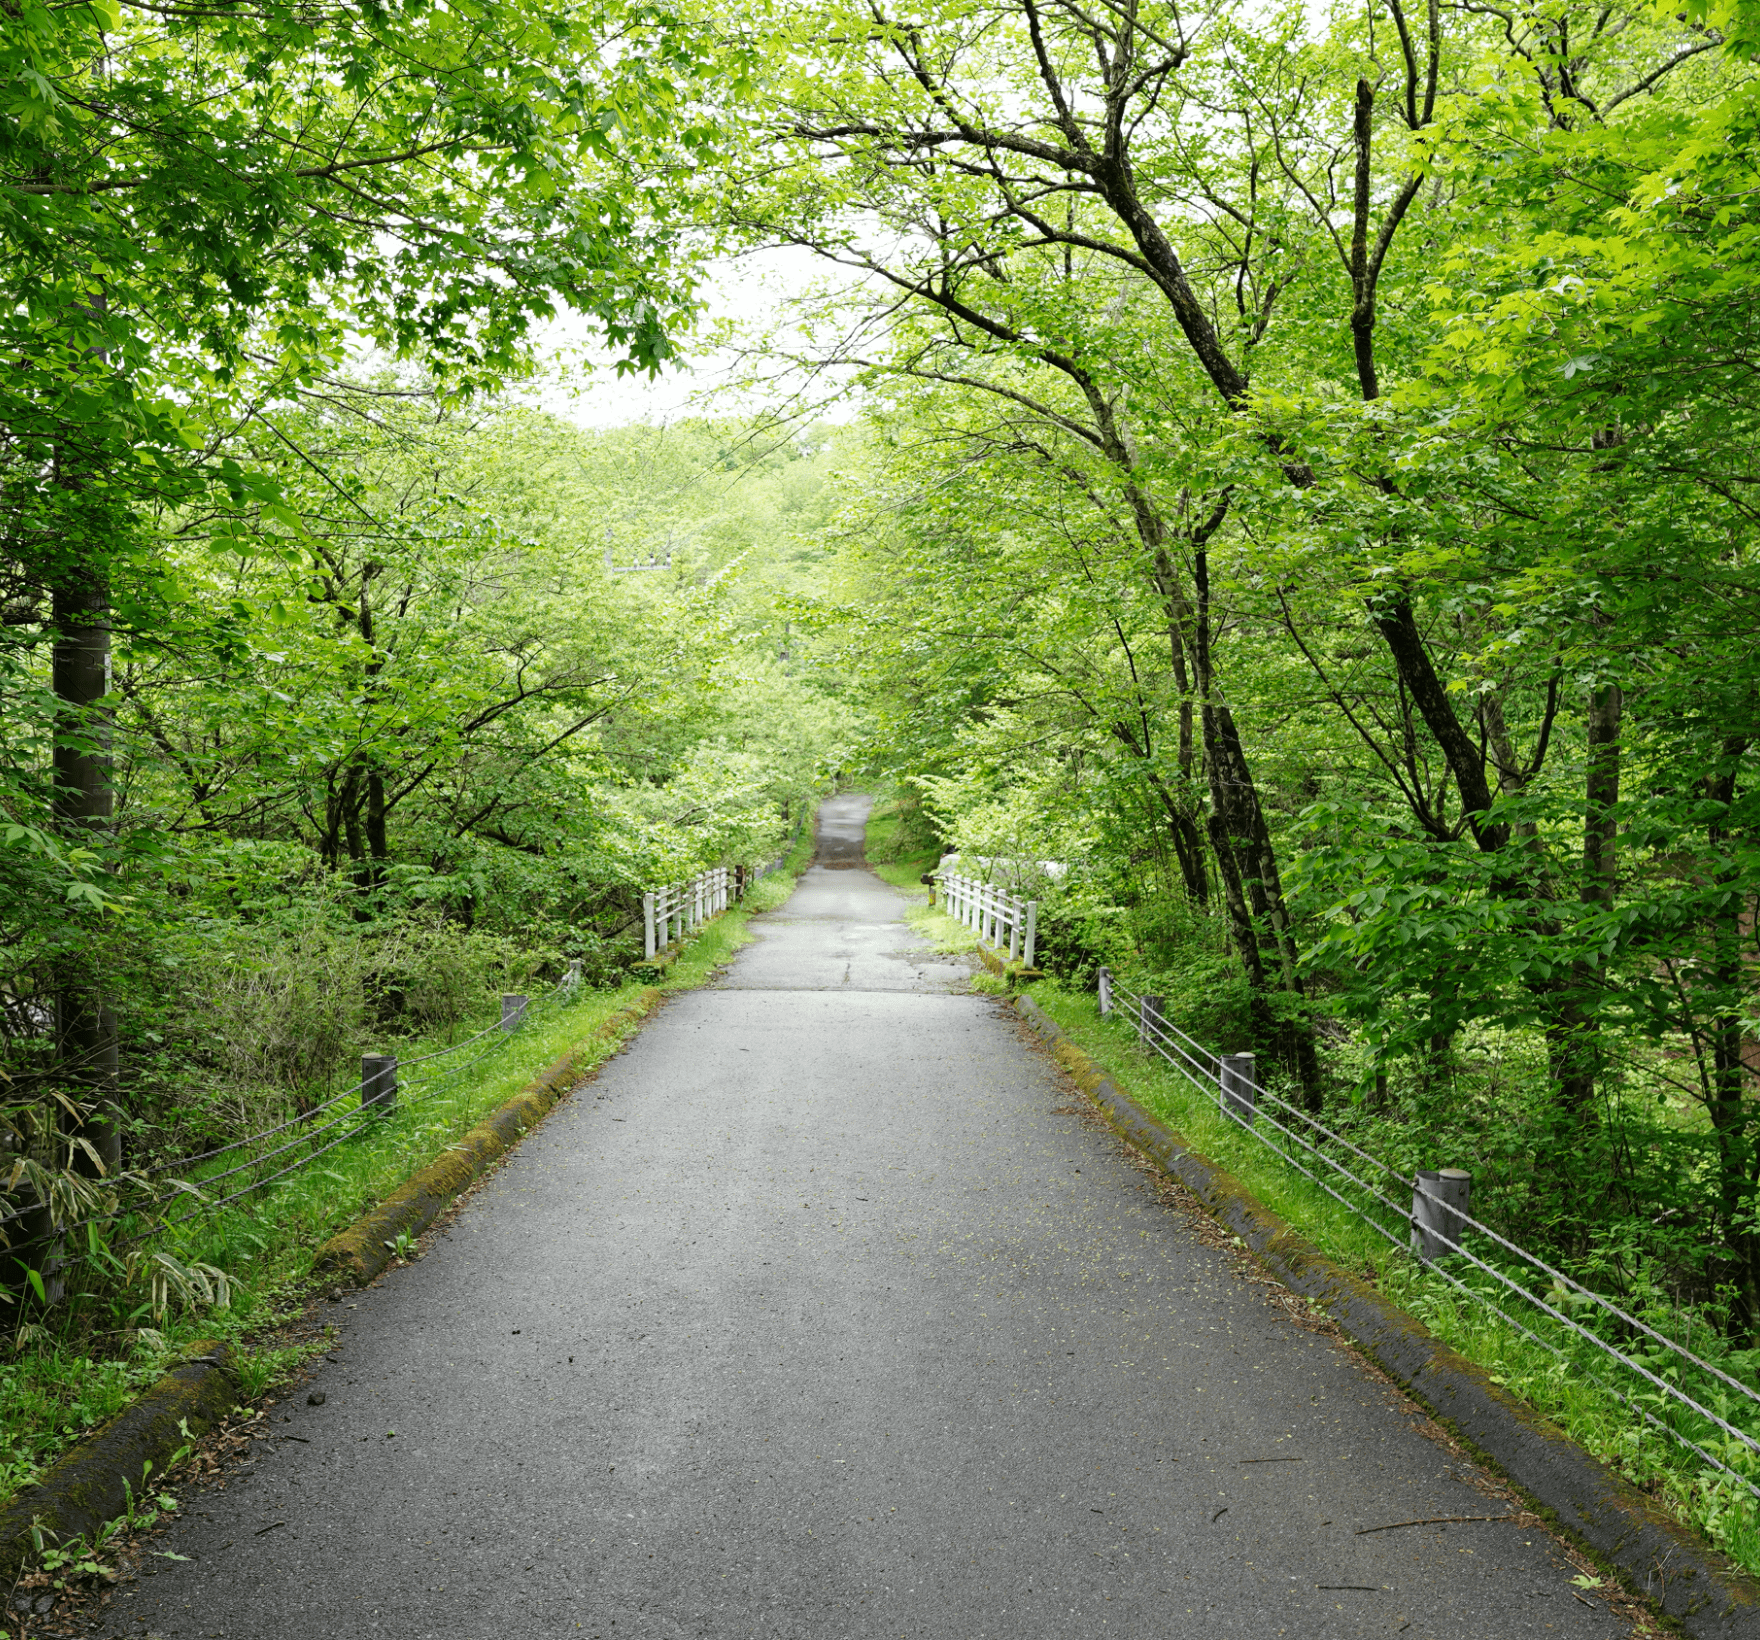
1206,814,1263,985
366,767,389,880
1188,543,1323,1107
50,529,121,1185
1708,1006,1760,1346
1700,738,1758,1339
1146,548,1209,906
1554,684,1624,1115
357,572,388,895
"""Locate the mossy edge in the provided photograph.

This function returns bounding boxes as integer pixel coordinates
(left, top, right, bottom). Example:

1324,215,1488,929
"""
312,989,662,1287
0,1340,239,1582
1013,991,1760,1639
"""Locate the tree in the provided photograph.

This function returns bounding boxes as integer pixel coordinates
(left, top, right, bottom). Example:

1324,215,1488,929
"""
0,0,726,1179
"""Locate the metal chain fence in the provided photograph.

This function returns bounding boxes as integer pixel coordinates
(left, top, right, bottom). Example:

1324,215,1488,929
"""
1101,970,1760,1505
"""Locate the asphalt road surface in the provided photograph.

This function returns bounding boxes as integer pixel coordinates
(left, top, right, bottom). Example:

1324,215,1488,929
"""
99,795,1633,1639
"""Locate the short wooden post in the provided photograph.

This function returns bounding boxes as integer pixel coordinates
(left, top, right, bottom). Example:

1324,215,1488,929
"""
1137,993,1165,1043
501,994,527,1033
1097,966,1113,1016
1412,1169,1472,1262
361,1052,398,1112
1220,1053,1257,1126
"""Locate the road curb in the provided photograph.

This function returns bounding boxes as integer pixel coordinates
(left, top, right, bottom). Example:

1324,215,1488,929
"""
0,1340,239,1581
1014,991,1760,1638
314,989,661,1287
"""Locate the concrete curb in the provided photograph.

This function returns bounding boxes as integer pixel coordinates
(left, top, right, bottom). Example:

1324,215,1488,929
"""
0,1340,239,1581
314,989,660,1287
971,942,1041,987
1014,992,1760,1638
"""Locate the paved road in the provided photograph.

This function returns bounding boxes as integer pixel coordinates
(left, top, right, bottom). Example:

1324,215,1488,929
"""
102,795,1630,1639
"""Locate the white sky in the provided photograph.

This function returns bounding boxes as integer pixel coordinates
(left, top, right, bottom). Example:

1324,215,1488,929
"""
534,244,861,430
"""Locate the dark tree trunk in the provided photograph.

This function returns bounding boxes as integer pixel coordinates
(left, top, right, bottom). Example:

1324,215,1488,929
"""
50,560,122,1183
1701,739,1758,1341
366,766,389,882
1189,546,1323,1108
1206,813,1263,986
1556,684,1624,1116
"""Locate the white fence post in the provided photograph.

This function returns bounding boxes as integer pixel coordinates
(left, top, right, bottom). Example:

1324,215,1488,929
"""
643,892,657,960
1024,901,1037,968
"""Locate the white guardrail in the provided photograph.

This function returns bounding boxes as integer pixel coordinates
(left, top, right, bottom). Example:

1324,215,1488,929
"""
938,871,1038,968
642,866,731,961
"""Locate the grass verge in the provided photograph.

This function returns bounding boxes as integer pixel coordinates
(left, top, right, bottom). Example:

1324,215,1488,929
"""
0,887,793,1516
1027,977,1760,1579
742,824,816,911
901,903,977,951
863,792,941,893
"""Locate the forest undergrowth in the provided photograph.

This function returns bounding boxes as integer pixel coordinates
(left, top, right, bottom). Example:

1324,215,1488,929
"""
0,831,814,1515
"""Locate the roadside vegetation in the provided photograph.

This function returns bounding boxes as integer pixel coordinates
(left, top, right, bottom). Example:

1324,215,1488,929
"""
772,0,1760,1578
1030,983,1760,1577
0,832,814,1512
862,794,941,896
12,0,1760,1593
